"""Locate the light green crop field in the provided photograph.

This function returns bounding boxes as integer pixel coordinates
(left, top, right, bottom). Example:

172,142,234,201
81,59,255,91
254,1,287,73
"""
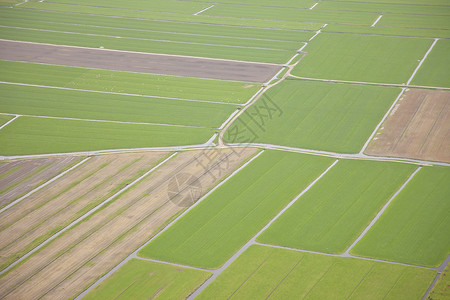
139,150,335,268
0,114,13,127
411,39,450,88
15,2,321,31
224,80,398,153
323,24,450,39
291,33,433,84
0,117,214,155
205,4,378,25
378,14,450,30
83,259,211,300
0,83,236,128
352,166,450,267
316,1,448,15
428,262,450,299
0,61,259,104
197,245,436,300
258,159,415,253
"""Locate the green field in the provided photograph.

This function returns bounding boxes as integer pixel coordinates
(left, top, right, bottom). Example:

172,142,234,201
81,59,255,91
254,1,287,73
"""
352,166,450,267
0,61,260,104
411,39,450,88
378,13,450,30
258,159,415,253
224,80,399,153
291,33,433,84
84,259,211,300
0,83,236,128
0,117,214,155
197,245,436,299
0,114,13,127
428,262,450,299
316,1,448,15
139,150,335,268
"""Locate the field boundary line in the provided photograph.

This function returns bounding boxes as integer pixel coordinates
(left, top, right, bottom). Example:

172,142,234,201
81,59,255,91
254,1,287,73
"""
0,39,282,66
227,143,450,167
0,156,91,215
360,88,406,154
343,167,422,255
131,255,213,272
288,75,450,90
0,81,237,106
0,18,297,43
422,255,450,299
309,2,319,10
0,115,20,130
255,242,436,270
0,152,177,276
371,14,383,27
0,25,290,52
218,109,241,130
0,112,216,130
76,150,265,299
187,159,339,299
193,4,215,15
406,38,439,85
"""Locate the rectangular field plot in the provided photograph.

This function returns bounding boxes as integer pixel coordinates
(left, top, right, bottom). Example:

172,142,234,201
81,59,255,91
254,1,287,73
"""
291,33,433,84
378,14,450,30
0,83,236,128
197,245,435,300
0,149,255,299
316,1,447,15
0,156,82,209
139,150,335,269
0,117,214,155
224,80,399,153
366,89,450,163
352,166,450,267
0,114,13,127
83,259,210,300
411,39,450,88
0,61,260,104
258,159,415,254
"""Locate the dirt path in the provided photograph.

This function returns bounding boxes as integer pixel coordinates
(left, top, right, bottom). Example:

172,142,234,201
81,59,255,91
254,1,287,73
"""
0,40,281,82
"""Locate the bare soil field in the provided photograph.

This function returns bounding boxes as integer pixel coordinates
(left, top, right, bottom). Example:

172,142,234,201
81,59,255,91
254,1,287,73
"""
0,152,167,271
0,156,82,209
0,40,281,82
366,89,450,163
0,148,256,300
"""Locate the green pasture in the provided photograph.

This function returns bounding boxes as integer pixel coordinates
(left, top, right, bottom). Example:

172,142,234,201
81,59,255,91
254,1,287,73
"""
378,14,450,30
0,116,214,155
83,259,210,300
428,262,450,299
205,4,378,25
291,33,433,84
0,114,13,127
224,80,398,153
317,1,448,15
0,8,316,41
258,159,415,253
411,39,450,88
323,24,450,39
0,83,236,128
0,61,259,104
197,245,435,299
16,3,321,30
352,166,450,267
139,150,334,268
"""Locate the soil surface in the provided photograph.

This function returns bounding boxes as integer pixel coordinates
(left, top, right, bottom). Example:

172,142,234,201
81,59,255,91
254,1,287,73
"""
366,89,450,163
0,40,281,82
0,148,256,300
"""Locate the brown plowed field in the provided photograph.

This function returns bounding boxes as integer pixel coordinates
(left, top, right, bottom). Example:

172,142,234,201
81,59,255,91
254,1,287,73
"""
366,89,450,163
0,152,167,271
0,148,256,299
0,156,83,208
0,40,281,82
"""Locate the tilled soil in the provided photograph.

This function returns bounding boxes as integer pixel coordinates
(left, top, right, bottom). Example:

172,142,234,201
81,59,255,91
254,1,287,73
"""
0,40,281,82
366,89,450,163
0,148,257,299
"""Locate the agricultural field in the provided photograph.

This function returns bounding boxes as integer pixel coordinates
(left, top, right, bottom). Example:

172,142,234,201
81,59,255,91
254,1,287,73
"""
352,166,450,267
197,245,436,300
258,159,416,254
0,0,448,299
224,80,399,153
